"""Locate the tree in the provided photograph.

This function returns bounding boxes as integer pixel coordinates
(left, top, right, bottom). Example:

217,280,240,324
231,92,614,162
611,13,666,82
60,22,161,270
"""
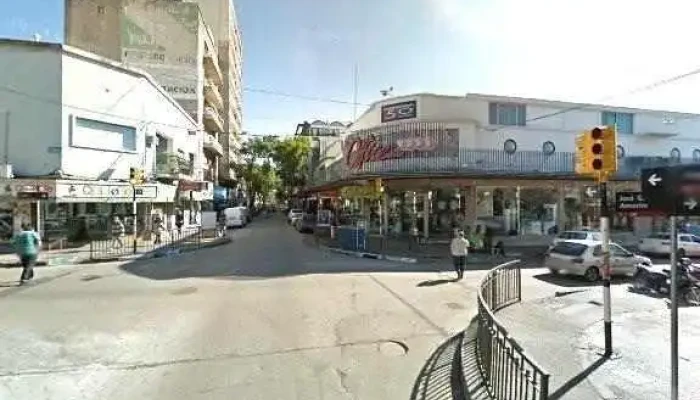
270,136,311,200
235,136,281,208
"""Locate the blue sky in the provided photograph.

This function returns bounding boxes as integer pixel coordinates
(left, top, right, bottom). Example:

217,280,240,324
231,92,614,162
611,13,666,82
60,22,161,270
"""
3,0,700,135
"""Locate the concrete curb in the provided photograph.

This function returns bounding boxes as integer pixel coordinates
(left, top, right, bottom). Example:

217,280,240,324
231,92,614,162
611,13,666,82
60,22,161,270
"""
0,237,232,268
323,246,418,264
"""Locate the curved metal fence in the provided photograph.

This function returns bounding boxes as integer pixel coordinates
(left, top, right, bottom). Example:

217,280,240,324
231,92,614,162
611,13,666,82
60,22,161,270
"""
476,260,550,400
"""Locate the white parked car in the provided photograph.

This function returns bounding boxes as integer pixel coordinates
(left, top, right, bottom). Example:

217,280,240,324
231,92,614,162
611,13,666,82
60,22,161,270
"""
548,230,602,251
638,233,700,257
287,209,303,224
545,239,651,281
223,207,247,228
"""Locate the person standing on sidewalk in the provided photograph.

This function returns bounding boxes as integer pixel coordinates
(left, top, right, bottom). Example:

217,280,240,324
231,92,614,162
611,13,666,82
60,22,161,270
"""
12,223,41,284
450,230,470,280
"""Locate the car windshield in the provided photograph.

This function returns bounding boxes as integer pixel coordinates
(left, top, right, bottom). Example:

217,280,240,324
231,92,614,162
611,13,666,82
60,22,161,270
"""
550,242,589,256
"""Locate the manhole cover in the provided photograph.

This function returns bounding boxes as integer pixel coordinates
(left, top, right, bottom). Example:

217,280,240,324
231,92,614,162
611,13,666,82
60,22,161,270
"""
171,287,197,296
445,302,464,310
379,340,409,356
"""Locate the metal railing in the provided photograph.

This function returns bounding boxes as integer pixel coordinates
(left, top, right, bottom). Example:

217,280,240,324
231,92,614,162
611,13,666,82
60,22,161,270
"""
476,260,550,400
89,226,204,260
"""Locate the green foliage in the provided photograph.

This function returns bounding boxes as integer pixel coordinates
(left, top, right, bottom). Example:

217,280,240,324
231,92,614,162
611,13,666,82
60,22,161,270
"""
236,135,312,205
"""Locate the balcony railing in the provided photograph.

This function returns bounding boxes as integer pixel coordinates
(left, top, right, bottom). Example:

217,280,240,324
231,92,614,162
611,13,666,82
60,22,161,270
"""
307,150,698,186
203,132,224,156
204,80,224,110
156,153,193,178
204,106,224,133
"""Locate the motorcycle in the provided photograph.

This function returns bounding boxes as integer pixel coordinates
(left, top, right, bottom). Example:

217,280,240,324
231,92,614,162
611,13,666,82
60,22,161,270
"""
633,258,700,305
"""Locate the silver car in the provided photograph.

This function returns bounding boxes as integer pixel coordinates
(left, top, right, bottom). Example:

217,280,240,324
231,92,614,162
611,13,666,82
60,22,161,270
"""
545,239,651,281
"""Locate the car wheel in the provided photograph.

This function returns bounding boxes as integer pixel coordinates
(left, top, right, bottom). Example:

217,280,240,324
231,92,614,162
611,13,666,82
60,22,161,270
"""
549,268,559,275
584,266,601,282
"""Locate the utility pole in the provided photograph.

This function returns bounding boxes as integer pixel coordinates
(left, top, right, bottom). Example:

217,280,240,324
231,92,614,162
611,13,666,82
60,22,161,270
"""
669,214,679,400
575,126,618,357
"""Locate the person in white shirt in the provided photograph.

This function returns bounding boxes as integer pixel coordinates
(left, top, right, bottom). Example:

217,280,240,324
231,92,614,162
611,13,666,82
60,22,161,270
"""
450,230,470,280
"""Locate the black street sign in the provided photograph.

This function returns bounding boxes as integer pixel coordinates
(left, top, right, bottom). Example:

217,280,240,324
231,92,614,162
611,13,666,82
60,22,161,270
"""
641,165,700,215
615,191,656,213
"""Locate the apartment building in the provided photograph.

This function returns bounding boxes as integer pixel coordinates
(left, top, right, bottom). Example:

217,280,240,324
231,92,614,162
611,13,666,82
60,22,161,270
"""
64,0,240,192
189,0,244,187
308,93,700,237
0,39,207,235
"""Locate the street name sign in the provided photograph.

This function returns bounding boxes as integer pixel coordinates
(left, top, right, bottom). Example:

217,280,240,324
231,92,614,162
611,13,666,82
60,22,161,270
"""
641,165,700,215
615,191,654,213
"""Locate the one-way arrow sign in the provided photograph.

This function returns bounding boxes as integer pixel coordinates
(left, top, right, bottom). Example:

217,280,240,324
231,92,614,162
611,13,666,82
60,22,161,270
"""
685,198,698,210
585,186,598,198
648,173,662,186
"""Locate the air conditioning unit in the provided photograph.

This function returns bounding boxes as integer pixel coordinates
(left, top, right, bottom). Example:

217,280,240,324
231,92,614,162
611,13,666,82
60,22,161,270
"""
0,164,13,179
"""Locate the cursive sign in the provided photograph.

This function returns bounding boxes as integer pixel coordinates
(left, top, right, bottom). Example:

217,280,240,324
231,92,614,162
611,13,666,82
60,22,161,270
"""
344,136,403,169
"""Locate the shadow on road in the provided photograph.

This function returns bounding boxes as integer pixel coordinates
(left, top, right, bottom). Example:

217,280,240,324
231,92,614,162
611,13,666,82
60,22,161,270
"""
117,216,531,280
410,317,491,400
417,279,456,287
548,356,608,400
533,272,631,288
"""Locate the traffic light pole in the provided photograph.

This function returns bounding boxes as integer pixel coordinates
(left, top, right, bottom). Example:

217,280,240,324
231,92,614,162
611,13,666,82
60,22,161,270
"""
132,183,137,254
599,178,613,357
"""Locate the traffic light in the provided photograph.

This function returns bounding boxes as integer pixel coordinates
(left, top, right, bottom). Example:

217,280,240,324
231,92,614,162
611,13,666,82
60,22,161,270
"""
590,126,617,175
373,178,383,193
129,167,145,184
575,132,592,175
574,126,618,179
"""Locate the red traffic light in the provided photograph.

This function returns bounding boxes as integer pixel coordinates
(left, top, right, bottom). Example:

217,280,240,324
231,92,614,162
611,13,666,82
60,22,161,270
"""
591,127,603,140
592,159,603,170
592,143,603,154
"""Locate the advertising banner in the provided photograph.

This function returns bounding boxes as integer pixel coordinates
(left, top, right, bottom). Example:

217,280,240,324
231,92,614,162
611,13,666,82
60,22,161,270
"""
121,1,200,112
342,122,459,169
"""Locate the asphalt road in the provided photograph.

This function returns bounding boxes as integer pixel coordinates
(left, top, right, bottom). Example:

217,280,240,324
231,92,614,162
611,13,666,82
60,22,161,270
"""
0,216,568,400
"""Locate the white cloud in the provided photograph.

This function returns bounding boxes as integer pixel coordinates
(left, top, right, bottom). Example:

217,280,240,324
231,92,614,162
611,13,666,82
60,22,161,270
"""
426,0,700,112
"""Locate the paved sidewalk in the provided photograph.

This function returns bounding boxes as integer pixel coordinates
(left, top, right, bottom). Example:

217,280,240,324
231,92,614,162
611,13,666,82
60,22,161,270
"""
0,236,231,268
496,284,700,400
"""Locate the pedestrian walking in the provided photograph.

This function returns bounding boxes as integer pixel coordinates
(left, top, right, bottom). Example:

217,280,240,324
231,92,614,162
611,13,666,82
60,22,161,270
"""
111,216,125,249
175,210,184,236
152,215,165,245
450,230,470,280
12,223,41,284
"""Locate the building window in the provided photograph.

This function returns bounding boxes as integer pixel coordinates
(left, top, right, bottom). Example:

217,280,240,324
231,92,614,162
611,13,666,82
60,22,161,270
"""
693,149,700,162
542,141,555,155
97,5,106,14
601,111,634,134
617,145,625,159
504,139,517,154
489,103,526,126
71,117,137,152
670,147,681,161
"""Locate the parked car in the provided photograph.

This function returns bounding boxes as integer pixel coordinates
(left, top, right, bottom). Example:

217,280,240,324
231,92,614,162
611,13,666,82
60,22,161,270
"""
638,233,700,257
545,239,651,281
223,207,247,228
295,213,316,234
287,209,303,224
547,230,602,251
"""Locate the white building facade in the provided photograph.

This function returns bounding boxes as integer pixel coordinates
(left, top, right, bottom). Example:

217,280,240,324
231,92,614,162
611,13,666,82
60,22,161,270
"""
310,93,700,237
0,40,210,238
